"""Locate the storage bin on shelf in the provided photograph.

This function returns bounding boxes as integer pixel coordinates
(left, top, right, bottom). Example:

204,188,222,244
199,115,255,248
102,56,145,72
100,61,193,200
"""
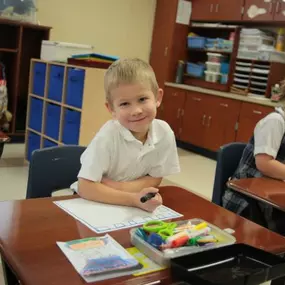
207,53,227,63
27,132,41,161
220,74,228,84
29,97,43,132
32,62,46,97
48,65,65,102
205,71,220,83
206,62,221,73
45,103,61,140
187,36,206,49
186,62,205,78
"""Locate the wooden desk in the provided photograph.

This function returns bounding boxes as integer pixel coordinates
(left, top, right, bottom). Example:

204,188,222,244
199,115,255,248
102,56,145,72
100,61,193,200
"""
1,186,285,285
228,177,285,211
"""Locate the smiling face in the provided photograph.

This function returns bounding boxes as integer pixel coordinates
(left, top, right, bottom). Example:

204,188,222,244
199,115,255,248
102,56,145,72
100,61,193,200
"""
106,83,163,141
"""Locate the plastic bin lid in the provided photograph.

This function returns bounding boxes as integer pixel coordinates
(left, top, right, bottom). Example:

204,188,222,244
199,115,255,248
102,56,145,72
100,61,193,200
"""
206,62,221,66
205,71,220,75
42,40,94,49
207,53,225,57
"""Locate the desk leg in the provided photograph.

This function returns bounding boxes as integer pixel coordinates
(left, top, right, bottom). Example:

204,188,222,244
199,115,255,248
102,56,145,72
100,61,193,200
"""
1,256,19,285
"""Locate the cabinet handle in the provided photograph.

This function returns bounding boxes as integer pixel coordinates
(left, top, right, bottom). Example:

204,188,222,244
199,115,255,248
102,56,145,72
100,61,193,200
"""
164,47,168,56
177,108,181,118
269,2,273,13
202,114,206,126
192,97,201,102
276,1,280,13
253,110,262,115
207,116,212,127
172,92,177,96
220,103,228,108
215,4,219,13
210,4,214,12
180,109,184,117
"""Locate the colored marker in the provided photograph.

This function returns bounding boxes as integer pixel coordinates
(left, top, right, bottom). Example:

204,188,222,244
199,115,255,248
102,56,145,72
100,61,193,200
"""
140,192,157,203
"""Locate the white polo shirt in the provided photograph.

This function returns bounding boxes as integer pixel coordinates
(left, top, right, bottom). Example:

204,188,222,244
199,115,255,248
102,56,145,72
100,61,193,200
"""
254,107,285,158
71,119,180,190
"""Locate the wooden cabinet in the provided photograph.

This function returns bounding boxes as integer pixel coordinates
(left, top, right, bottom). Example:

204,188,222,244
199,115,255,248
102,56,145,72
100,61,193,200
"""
191,0,214,21
180,91,240,151
191,0,244,21
180,92,207,147
274,0,285,21
160,87,186,137
236,102,273,143
204,97,241,151
243,0,274,21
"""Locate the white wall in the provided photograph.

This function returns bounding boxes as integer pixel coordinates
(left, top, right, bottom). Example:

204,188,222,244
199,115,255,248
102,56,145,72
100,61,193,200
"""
37,0,157,61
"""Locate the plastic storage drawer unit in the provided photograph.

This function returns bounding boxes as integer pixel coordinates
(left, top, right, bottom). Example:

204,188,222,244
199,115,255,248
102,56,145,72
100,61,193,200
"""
66,68,85,108
62,109,81,145
29,97,43,132
27,132,41,161
32,62,46,96
43,139,57,148
45,103,61,140
48,65,65,102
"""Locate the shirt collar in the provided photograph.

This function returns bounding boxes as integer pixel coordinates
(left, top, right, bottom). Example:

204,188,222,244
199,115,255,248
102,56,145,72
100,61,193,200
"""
115,120,160,145
275,107,285,119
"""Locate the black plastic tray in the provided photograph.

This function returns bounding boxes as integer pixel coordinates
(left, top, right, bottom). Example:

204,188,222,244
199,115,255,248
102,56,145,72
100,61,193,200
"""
171,244,285,285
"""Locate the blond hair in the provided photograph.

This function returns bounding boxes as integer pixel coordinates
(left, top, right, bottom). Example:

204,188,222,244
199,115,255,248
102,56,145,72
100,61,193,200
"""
104,58,159,102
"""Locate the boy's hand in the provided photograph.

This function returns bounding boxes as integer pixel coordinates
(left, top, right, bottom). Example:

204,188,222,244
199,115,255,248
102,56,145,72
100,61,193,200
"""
134,187,163,212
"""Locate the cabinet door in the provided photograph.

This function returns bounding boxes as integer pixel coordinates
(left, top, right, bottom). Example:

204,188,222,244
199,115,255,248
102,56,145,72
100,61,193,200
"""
274,1,285,21
217,0,245,21
191,0,216,21
150,0,178,87
180,91,207,147
243,0,275,21
160,87,186,137
204,98,241,152
236,103,273,143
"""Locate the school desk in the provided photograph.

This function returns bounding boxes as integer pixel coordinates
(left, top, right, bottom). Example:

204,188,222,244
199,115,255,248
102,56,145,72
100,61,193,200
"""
228,177,285,212
1,186,285,285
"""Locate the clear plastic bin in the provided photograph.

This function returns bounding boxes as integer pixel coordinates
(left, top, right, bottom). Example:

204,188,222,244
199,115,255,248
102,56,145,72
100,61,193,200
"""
130,218,236,267
0,0,37,23
205,71,220,83
206,62,221,72
207,52,226,63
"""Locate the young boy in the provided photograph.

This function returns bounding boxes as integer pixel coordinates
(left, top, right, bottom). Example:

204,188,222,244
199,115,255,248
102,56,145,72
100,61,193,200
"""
72,58,180,212
222,106,285,234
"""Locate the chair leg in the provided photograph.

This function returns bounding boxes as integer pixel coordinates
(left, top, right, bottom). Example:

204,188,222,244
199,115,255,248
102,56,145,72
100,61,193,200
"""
1,256,19,285
272,277,285,285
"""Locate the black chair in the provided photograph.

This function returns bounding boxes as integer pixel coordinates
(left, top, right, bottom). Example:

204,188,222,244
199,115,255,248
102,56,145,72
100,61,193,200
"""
212,142,247,206
26,145,86,199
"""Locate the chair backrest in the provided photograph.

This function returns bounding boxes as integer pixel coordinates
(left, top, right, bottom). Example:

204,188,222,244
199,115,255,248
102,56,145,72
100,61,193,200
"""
212,142,247,206
26,145,86,199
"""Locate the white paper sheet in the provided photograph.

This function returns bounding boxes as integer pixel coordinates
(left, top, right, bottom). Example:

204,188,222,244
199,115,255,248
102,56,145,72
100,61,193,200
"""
176,0,192,25
54,198,183,233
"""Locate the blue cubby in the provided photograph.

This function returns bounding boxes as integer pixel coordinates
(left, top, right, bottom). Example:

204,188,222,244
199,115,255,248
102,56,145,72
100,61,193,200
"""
27,132,41,161
45,103,61,140
65,68,85,108
47,65,65,102
29,97,43,132
43,139,57,148
32,62,46,96
62,108,81,145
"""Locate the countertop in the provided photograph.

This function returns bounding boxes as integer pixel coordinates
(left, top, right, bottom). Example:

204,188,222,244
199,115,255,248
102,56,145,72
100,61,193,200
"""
165,82,284,108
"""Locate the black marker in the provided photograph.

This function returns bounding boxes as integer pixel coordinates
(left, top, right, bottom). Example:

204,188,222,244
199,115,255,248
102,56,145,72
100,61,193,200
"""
140,192,157,203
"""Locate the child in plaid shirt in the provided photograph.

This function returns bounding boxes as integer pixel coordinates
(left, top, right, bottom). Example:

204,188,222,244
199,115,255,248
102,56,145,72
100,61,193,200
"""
223,106,285,235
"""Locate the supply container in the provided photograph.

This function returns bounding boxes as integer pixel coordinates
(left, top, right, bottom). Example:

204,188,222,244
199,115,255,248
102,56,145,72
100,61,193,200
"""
206,62,221,72
130,218,236,267
207,52,226,63
187,36,206,49
186,62,205,78
205,71,220,83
